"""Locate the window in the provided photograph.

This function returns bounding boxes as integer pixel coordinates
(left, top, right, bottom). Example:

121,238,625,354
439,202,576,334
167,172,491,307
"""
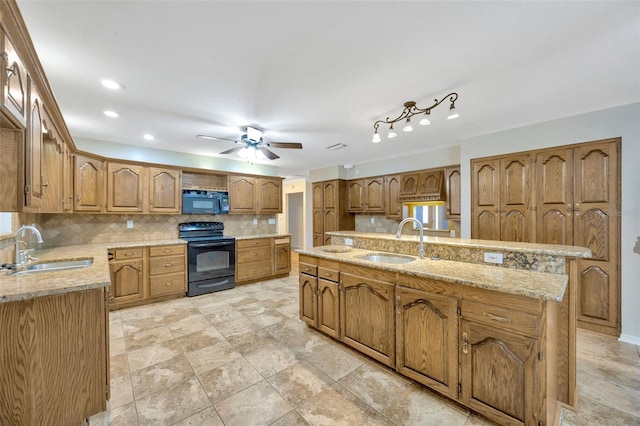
408,202,448,230
0,212,12,236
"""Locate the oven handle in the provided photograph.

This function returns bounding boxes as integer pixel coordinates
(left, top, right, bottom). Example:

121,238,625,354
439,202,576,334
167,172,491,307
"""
189,241,234,248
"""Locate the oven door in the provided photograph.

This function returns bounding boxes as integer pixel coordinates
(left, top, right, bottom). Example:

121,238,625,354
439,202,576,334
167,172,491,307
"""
187,239,235,282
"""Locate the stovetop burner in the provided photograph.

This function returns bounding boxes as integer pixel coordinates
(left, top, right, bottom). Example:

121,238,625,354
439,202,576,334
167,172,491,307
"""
178,222,232,241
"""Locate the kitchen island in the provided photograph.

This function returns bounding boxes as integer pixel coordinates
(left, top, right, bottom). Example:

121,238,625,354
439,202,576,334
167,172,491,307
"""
298,232,590,426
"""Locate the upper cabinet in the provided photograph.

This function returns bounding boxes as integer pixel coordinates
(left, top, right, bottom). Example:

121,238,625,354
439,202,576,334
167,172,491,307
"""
74,154,105,212
399,169,445,203
149,167,181,214
445,166,461,220
228,175,283,214
384,174,402,219
107,162,145,213
1,32,27,127
347,177,385,213
24,78,43,209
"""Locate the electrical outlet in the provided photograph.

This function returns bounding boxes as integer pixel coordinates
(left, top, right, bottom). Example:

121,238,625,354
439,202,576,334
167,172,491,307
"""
345,238,354,246
253,218,258,225
449,230,456,238
483,252,503,264
126,220,134,229
370,217,375,224
268,218,275,225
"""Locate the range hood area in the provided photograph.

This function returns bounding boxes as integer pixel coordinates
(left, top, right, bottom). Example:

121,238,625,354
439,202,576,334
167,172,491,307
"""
398,169,446,202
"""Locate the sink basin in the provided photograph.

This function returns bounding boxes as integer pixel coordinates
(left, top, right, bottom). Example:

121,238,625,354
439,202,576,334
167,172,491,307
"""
358,253,415,264
14,258,93,275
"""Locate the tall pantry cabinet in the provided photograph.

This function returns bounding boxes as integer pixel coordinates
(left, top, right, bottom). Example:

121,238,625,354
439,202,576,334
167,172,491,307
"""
312,180,355,246
471,138,621,336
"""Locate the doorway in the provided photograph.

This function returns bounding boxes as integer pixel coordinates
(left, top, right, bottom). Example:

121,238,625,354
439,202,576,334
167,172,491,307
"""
287,192,303,249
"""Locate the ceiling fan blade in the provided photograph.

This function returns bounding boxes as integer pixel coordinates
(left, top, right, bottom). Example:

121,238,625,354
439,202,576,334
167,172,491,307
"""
259,147,280,160
197,134,238,143
219,146,243,155
268,142,303,149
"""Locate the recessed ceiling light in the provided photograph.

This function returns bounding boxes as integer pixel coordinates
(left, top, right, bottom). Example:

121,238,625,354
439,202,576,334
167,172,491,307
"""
143,134,155,141
101,79,125,90
103,110,119,118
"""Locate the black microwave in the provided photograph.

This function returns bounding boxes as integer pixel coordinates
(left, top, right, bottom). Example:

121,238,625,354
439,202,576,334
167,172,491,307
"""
182,190,230,215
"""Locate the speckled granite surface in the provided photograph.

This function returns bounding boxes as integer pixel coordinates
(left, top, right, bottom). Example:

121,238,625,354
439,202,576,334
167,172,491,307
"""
0,239,186,303
297,245,569,302
328,231,591,274
234,234,291,240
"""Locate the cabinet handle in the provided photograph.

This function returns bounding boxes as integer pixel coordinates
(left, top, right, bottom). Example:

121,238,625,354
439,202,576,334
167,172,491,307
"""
567,205,573,213
483,312,512,323
574,203,580,213
164,263,173,267
462,332,468,354
163,249,172,253
164,282,173,286
124,252,133,257
41,182,49,188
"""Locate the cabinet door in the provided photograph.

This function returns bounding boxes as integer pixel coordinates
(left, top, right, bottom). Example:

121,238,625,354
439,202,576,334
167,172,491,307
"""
229,175,256,213
384,175,402,219
0,128,19,212
364,178,384,212
62,143,74,212
74,154,104,212
471,159,500,240
400,173,419,196
41,134,63,213
25,79,43,208
347,179,364,212
417,170,442,195
109,259,144,306
535,148,574,245
318,279,339,338
323,209,337,233
107,163,145,212
257,177,282,213
148,167,181,214
396,286,458,398
460,319,540,426
501,155,532,243
1,33,27,126
340,271,395,367
312,209,324,247
299,274,317,327
445,167,461,219
573,141,620,334
312,182,323,210
322,180,338,210
274,242,291,274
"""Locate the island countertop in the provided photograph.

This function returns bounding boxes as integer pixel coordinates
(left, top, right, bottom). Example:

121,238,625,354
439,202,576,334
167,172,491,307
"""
297,245,569,302
0,239,186,303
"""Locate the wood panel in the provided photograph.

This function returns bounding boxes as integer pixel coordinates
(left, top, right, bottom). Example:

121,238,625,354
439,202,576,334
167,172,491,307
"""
24,80,43,208
384,174,402,219
312,182,323,210
501,155,532,242
323,180,338,210
535,148,573,245
74,154,103,212
41,136,63,213
318,279,340,338
299,274,317,327
471,159,500,240
110,259,144,305
0,128,20,212
257,177,282,213
149,167,181,213
274,242,291,275
1,33,28,127
445,166,461,219
228,175,256,213
347,179,364,212
107,163,145,212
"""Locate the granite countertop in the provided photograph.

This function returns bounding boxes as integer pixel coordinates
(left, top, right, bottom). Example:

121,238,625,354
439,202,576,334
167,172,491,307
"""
0,239,186,304
234,234,291,240
327,231,592,258
298,245,569,302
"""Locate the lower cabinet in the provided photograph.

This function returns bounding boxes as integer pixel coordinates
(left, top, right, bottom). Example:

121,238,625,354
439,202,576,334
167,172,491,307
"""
298,255,564,426
236,236,291,284
108,243,187,310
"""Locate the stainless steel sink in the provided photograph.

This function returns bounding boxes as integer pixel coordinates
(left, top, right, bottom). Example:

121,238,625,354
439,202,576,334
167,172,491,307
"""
358,253,415,264
13,258,94,275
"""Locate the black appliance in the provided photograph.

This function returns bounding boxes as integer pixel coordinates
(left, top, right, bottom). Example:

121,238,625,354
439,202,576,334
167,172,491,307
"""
179,221,235,296
182,190,229,215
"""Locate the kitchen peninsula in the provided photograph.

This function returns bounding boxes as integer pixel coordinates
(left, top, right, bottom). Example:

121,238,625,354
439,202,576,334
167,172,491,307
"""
298,231,590,426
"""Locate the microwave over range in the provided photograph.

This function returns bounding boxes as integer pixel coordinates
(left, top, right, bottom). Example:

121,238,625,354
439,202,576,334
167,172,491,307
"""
182,190,230,215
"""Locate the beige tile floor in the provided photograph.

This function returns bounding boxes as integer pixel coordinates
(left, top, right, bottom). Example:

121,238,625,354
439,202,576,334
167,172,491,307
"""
91,254,640,426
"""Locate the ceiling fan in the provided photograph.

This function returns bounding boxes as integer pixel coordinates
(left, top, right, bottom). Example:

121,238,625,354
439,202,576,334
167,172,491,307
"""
197,126,302,161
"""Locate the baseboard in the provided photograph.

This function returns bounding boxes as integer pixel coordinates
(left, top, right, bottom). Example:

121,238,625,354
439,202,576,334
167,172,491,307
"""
619,333,640,345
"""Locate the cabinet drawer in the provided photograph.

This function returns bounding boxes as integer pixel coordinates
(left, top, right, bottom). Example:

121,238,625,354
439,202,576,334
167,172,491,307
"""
300,262,318,277
149,255,185,276
113,247,143,260
237,246,271,263
317,266,339,283
274,237,290,245
149,272,186,297
237,259,272,281
461,299,540,337
149,245,185,257
237,238,271,249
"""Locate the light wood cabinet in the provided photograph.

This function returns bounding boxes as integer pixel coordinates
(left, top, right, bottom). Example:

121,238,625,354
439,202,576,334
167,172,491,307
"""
0,128,20,211
148,244,187,298
257,177,282,213
340,264,396,367
236,236,291,284
24,78,44,209
1,31,28,127
399,168,445,202
384,174,402,219
298,255,339,339
228,175,283,214
40,129,63,213
109,247,145,307
0,288,109,424
62,142,73,212
274,237,291,275
348,177,385,213
299,271,318,327
396,280,459,399
347,179,364,212
107,162,145,212
445,166,461,219
148,167,181,214
74,154,104,212
311,179,354,246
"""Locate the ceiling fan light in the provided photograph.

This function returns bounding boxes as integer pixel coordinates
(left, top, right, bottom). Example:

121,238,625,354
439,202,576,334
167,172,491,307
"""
246,126,262,142
402,118,413,132
237,147,249,159
447,103,459,120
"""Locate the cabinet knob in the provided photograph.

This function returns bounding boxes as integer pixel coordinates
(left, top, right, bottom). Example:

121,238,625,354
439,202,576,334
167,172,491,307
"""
164,263,173,267
164,282,173,286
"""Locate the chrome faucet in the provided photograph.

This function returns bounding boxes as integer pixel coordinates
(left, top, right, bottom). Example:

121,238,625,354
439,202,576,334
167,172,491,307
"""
14,224,44,267
396,218,425,259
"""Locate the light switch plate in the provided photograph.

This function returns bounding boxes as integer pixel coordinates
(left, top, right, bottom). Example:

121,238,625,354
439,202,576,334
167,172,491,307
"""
268,218,275,225
370,217,375,224
253,218,258,225
126,220,133,229
483,252,503,264
345,238,354,246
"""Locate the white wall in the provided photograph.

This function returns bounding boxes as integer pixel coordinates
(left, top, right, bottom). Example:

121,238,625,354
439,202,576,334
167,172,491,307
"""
458,102,640,343
279,178,309,248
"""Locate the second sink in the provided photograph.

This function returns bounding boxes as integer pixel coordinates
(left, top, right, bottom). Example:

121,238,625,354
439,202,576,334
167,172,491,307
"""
358,253,415,264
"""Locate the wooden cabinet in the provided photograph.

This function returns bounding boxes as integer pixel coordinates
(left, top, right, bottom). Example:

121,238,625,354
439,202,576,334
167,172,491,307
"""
312,179,354,246
444,166,461,219
471,154,532,242
384,174,402,219
299,257,318,328
348,177,385,213
399,169,445,202
257,177,282,213
298,255,339,339
148,167,181,214
274,237,291,275
62,142,73,212
0,288,109,424
1,31,28,127
74,154,104,212
148,244,187,298
40,128,63,213
0,128,20,212
236,236,290,284
395,278,459,399
229,175,283,214
108,247,145,307
340,264,396,367
24,78,44,209
107,162,145,212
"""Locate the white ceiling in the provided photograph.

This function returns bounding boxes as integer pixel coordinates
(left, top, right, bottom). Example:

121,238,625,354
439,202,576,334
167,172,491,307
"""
17,1,640,177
